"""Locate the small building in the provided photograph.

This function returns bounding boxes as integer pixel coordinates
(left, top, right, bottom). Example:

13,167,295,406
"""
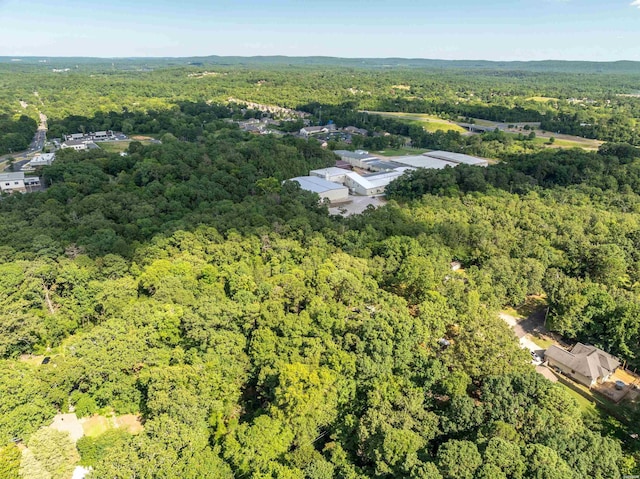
0,172,40,193
344,126,368,136
299,125,336,138
0,172,26,193
22,153,55,171
309,167,349,184
423,150,489,167
65,133,85,141
289,176,349,203
333,150,378,168
61,140,89,151
545,343,620,388
92,131,110,141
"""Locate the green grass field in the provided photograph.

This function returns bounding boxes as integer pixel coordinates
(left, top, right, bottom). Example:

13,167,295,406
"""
366,111,467,133
526,96,560,103
98,140,154,153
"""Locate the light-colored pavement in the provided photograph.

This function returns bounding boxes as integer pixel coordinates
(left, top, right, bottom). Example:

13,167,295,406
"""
499,312,546,365
49,413,84,443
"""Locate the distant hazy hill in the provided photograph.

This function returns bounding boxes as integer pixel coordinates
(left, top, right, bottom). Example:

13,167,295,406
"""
2,55,640,73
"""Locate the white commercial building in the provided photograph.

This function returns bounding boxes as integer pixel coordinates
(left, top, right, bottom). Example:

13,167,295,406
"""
22,153,55,171
309,167,349,184
392,155,458,169
344,168,413,196
423,150,489,167
0,172,41,193
61,140,89,151
0,172,25,193
333,150,378,168
290,176,349,203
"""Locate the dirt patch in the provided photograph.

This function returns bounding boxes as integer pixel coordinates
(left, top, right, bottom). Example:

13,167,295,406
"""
50,413,84,443
130,135,153,141
115,414,144,434
19,354,47,366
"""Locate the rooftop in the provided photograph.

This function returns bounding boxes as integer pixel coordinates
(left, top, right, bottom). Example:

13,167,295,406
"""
392,155,458,169
0,171,25,181
346,168,411,189
290,176,348,193
333,149,377,160
423,150,489,166
310,167,349,177
545,343,620,381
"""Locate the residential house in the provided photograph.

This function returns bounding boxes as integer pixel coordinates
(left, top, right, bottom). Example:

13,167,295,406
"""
344,126,368,136
299,124,336,138
545,343,620,388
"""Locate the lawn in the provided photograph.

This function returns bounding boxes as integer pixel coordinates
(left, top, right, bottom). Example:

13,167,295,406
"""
82,415,112,437
365,111,467,133
97,141,132,153
526,96,560,103
98,139,154,153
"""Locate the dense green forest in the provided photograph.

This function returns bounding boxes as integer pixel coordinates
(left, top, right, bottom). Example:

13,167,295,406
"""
1,60,640,478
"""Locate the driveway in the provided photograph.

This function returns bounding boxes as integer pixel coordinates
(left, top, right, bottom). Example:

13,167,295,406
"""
499,312,546,358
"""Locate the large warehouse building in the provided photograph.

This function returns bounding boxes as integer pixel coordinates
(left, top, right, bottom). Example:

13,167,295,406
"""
423,150,489,167
289,176,349,203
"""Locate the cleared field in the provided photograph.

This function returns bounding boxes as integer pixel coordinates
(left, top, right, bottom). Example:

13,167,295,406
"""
532,132,603,150
366,111,467,133
526,96,560,103
83,415,112,437
98,140,153,153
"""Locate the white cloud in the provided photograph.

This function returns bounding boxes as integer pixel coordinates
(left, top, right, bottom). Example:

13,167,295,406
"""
632,0,640,8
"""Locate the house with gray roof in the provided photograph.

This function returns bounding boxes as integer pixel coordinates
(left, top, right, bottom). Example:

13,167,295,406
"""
545,343,620,388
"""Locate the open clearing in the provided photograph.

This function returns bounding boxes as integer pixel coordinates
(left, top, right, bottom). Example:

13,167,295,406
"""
365,111,467,133
526,96,560,103
98,140,153,153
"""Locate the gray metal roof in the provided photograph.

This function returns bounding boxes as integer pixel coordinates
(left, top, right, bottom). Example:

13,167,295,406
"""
423,150,489,166
392,156,457,169
290,176,348,193
333,150,377,160
363,159,408,171
0,172,25,181
545,343,620,381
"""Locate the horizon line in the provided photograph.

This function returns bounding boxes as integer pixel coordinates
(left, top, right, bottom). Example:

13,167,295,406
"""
1,55,640,64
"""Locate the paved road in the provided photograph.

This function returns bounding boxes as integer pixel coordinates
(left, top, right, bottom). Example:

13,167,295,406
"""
0,112,47,170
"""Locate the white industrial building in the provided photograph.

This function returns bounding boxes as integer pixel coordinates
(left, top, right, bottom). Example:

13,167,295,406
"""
290,176,349,203
344,168,413,196
423,150,489,167
309,167,349,183
333,150,378,168
392,155,458,169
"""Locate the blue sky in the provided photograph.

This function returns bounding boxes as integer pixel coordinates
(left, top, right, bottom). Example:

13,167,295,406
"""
0,0,638,61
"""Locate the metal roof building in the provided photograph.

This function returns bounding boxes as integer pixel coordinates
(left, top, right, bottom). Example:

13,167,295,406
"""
392,156,458,169
289,176,349,203
344,168,413,196
309,167,349,183
423,150,489,167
